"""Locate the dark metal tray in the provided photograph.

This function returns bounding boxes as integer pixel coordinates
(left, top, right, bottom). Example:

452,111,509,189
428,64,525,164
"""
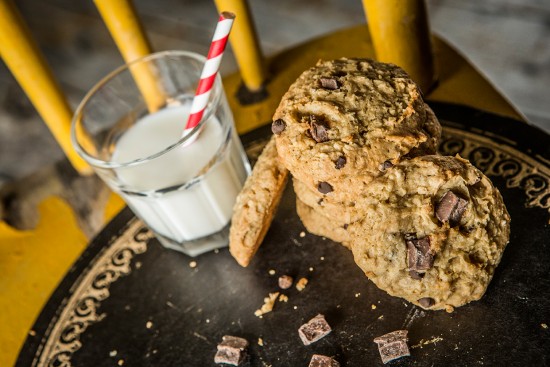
16,102,550,366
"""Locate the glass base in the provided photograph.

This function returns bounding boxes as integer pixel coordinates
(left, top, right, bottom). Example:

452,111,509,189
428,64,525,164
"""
155,223,230,257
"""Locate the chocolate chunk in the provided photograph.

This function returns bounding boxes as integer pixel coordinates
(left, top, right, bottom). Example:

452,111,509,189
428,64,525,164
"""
374,330,410,364
309,116,330,143
214,335,248,366
343,224,349,230
435,191,468,226
379,160,394,171
409,270,425,280
317,181,333,194
298,314,332,345
450,196,468,225
406,236,434,274
335,156,346,169
278,275,293,290
308,354,340,367
418,297,435,308
271,119,286,135
319,77,339,90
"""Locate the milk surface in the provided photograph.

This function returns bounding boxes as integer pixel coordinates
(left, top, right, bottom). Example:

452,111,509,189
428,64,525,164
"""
111,105,248,245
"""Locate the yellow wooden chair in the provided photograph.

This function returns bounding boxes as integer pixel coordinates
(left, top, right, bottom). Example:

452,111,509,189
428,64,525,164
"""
0,0,523,364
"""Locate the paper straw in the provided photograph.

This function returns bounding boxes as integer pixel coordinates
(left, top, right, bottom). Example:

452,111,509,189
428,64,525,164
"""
184,12,235,132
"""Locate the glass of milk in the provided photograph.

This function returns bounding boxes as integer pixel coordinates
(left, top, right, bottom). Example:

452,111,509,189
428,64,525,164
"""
71,51,250,257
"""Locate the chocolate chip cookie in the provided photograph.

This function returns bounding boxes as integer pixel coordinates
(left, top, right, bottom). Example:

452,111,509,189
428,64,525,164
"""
273,58,441,197
348,155,510,311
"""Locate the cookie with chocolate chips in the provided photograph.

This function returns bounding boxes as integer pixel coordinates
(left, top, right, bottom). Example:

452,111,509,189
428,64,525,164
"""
348,155,510,311
272,58,441,197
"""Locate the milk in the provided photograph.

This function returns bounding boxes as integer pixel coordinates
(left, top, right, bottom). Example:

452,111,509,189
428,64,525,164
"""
110,104,249,255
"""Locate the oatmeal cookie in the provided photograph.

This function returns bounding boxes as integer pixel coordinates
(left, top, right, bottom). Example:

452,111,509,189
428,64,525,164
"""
272,58,440,197
229,137,289,267
348,155,510,311
295,196,352,247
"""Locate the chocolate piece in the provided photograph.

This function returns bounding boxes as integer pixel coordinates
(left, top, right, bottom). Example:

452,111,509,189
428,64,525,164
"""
374,330,410,364
319,77,339,90
435,191,468,226
271,119,286,135
343,224,349,230
309,116,330,143
450,196,468,225
409,270,425,280
418,297,435,308
298,314,332,345
334,156,346,169
379,160,394,171
406,236,434,274
308,354,340,367
278,275,293,290
214,335,248,366
317,182,333,194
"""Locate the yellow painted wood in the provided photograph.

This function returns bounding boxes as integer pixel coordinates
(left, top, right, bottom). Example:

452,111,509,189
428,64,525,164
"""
224,25,522,135
94,0,165,112
362,0,436,93
0,0,90,174
2,24,524,366
0,197,88,367
213,0,266,91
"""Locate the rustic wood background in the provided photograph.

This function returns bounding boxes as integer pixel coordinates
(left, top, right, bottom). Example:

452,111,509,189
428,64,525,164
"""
1,0,549,186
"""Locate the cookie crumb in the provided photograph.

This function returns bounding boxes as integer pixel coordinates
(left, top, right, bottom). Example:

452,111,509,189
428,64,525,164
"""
29,330,36,336
293,306,298,310
214,249,220,254
296,278,309,291
268,269,276,276
258,338,264,346
254,292,280,317
189,261,197,268
299,231,306,238
146,321,153,329
355,293,361,298
206,319,210,323
309,267,314,272
135,261,142,269
109,350,117,357
279,294,289,302
542,323,548,329
371,304,377,310
320,256,325,261
308,354,340,367
117,359,124,366
278,275,293,289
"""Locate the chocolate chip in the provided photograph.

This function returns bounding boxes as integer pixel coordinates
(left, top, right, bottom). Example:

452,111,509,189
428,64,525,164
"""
406,236,434,273
343,224,349,230
278,275,293,290
409,270,425,280
319,77,339,90
379,160,394,171
418,297,435,308
298,314,332,345
435,191,468,226
335,156,346,169
317,181,333,194
309,116,330,143
308,354,340,367
374,330,410,364
271,119,286,135
450,197,468,225
214,335,248,366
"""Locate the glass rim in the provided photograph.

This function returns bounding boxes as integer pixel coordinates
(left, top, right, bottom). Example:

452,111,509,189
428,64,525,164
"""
71,50,224,169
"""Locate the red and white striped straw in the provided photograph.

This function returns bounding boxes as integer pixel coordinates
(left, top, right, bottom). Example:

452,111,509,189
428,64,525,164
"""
184,11,235,132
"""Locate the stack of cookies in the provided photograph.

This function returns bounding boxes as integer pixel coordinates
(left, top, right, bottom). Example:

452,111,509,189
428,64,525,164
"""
230,58,510,312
